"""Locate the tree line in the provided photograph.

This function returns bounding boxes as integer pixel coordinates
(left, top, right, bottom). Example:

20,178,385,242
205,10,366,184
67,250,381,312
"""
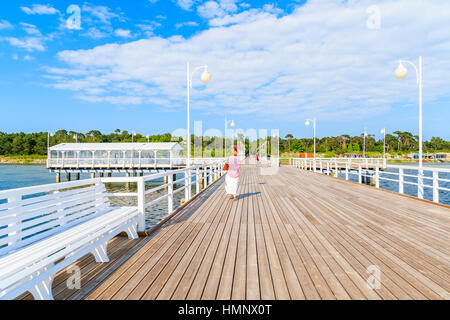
0,129,448,156
281,131,450,155
0,130,174,156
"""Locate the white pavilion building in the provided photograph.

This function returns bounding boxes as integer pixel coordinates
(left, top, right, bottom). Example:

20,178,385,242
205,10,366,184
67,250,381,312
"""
47,143,184,181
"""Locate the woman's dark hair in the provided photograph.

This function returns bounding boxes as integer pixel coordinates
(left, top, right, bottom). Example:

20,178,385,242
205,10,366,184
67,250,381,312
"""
233,147,238,153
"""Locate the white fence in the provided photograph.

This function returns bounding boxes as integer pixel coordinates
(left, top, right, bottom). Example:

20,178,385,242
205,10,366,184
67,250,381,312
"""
47,157,226,169
290,158,450,204
100,160,226,231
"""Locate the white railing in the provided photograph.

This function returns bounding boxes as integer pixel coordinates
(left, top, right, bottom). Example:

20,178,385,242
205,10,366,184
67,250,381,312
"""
290,158,450,204
287,157,386,168
100,160,226,231
47,157,226,169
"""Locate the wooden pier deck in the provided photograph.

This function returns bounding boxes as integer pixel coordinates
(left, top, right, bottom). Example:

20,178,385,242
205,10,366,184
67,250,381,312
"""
19,166,450,300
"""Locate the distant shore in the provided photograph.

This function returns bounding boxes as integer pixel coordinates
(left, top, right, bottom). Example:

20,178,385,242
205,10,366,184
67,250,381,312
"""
0,156,46,165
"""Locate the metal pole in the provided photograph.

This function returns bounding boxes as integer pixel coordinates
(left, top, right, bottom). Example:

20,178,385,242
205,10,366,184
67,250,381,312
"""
418,56,424,199
363,130,366,158
187,62,191,168
313,118,316,161
224,117,227,158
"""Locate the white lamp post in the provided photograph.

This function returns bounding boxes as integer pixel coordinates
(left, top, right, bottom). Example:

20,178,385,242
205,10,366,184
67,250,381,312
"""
380,128,386,157
47,132,54,158
146,135,150,143
73,134,78,143
363,129,368,158
380,128,386,167
305,118,316,160
186,62,211,167
395,56,424,198
132,132,136,143
224,117,235,157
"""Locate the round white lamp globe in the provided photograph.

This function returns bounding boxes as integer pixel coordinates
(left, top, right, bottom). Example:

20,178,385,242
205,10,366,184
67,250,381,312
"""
201,70,212,83
395,62,408,79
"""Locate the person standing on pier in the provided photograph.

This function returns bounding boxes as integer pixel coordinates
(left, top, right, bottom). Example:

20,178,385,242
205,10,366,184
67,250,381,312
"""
225,148,241,200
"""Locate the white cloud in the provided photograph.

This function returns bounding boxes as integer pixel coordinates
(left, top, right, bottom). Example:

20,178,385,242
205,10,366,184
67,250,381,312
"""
175,21,199,29
82,3,120,25
219,0,238,13
21,4,59,15
136,21,162,37
197,0,240,19
45,0,450,123
0,20,13,30
197,1,226,19
2,37,45,51
82,27,109,39
177,0,196,11
20,22,42,36
115,29,132,38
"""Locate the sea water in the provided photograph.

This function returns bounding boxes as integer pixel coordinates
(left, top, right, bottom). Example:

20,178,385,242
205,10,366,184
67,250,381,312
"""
0,165,192,229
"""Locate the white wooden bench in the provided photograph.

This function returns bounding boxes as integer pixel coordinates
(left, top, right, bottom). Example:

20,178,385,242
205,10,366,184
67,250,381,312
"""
0,178,141,300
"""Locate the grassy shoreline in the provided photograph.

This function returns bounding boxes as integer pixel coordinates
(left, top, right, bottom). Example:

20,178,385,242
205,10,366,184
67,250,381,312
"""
0,155,47,165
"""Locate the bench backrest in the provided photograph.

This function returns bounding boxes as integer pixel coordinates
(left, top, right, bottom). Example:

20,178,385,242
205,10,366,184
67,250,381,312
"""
0,178,110,256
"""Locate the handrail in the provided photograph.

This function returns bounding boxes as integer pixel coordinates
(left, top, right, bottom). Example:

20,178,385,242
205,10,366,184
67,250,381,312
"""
100,160,226,231
1,160,226,235
289,157,449,205
46,157,226,169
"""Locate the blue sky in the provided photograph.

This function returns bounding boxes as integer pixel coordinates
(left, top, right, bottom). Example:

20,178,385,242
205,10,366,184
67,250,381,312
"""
0,0,449,140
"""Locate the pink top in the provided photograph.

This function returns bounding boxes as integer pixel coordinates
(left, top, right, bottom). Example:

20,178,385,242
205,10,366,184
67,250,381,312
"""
227,156,241,179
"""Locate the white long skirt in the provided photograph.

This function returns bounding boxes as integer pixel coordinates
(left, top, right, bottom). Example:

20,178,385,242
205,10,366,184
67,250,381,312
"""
225,174,239,195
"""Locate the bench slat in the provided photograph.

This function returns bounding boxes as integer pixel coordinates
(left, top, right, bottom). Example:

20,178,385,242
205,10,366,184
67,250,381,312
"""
0,192,108,233
0,196,108,238
0,185,106,219
0,208,139,290
0,207,135,270
0,202,110,249
0,210,139,300
0,183,104,212
0,179,102,200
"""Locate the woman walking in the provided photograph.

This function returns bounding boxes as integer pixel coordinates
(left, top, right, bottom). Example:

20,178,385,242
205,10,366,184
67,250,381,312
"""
225,148,241,200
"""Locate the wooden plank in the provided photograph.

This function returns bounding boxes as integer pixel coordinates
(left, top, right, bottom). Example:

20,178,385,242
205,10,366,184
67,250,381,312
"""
67,165,450,301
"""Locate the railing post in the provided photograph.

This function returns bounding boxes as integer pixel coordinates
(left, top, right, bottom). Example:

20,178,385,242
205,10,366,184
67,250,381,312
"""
345,163,349,181
184,170,189,201
196,167,200,194
203,166,207,188
399,168,404,194
7,196,21,245
375,165,380,188
137,178,145,232
418,168,424,199
327,162,330,175
358,165,362,184
335,160,339,178
320,161,323,173
208,166,212,185
168,174,174,214
433,170,439,203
